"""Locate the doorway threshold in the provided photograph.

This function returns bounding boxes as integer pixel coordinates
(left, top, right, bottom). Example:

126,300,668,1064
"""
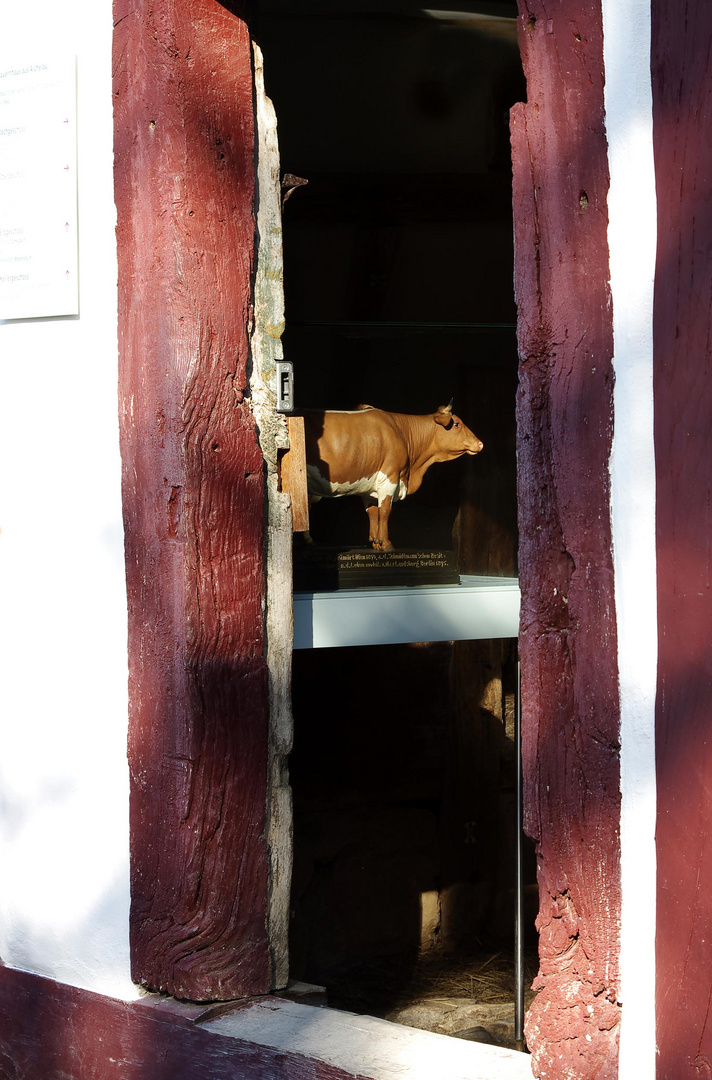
205,997,532,1080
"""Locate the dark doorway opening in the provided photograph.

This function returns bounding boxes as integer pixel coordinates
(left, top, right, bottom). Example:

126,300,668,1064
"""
255,0,536,1048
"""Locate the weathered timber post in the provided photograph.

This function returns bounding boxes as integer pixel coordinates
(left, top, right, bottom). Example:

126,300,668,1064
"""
511,3,621,1077
653,0,712,1073
113,0,272,1000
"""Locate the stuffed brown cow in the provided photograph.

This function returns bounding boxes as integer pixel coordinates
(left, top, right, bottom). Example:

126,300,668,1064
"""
304,402,483,551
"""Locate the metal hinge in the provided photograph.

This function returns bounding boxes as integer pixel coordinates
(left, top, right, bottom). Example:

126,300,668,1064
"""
276,360,294,413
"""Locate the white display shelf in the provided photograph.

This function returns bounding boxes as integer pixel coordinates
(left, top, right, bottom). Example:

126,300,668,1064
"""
293,575,520,650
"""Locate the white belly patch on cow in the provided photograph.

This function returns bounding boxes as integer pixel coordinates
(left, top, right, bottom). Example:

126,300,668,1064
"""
307,466,407,504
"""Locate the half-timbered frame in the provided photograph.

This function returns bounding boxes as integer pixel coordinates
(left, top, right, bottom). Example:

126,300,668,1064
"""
1,1,711,1078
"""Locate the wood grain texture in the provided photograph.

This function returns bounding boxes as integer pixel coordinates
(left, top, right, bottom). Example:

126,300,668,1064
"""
0,967,367,1080
283,417,310,532
511,3,621,1076
113,0,271,1000
652,2,712,1075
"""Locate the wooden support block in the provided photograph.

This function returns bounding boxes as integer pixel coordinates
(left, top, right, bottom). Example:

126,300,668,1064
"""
282,416,310,532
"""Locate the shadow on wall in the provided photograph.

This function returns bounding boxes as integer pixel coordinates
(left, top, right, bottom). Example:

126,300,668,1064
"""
0,763,133,999
0,872,134,1001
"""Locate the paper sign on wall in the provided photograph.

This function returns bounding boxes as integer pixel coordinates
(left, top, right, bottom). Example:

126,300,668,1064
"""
0,56,79,320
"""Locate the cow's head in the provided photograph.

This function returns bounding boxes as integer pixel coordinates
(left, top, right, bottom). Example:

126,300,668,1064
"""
432,402,484,456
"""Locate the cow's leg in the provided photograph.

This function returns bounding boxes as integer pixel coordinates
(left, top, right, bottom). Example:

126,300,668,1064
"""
362,498,380,548
362,494,394,550
376,496,393,551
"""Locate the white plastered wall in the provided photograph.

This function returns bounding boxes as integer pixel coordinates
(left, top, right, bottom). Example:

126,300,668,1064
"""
0,1,137,999
602,0,658,1076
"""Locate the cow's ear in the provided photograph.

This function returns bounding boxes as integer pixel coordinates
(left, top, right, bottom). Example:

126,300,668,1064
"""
434,402,453,427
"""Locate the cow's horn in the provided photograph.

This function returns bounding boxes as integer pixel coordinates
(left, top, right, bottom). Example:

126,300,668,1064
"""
434,401,454,427
446,398,453,412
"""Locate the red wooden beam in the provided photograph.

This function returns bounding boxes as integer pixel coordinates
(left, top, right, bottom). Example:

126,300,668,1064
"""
113,0,271,1000
653,0,712,1073
0,967,361,1080
511,2,621,1076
